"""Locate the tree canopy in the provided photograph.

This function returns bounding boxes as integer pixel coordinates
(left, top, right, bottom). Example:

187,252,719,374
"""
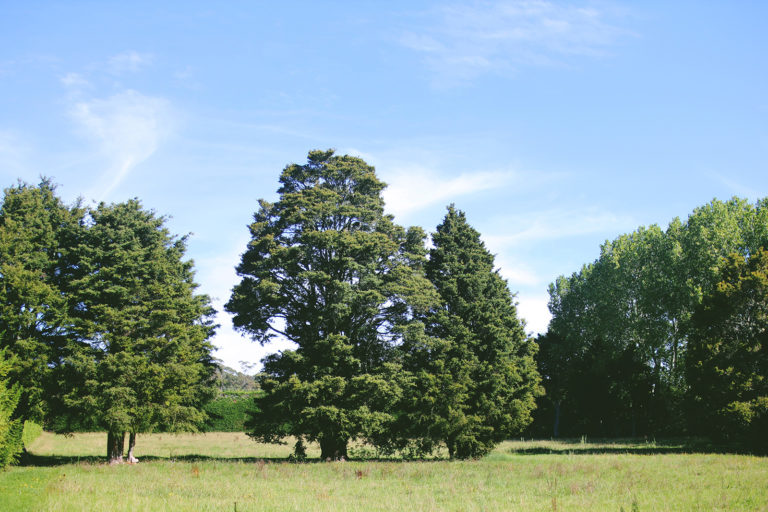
54,200,217,462
536,197,768,441
0,181,218,464
0,179,82,422
686,249,768,451
400,206,540,458
227,150,437,459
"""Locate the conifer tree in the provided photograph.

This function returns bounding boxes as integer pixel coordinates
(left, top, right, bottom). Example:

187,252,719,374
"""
227,150,436,459
0,179,82,422
407,206,541,459
55,200,217,463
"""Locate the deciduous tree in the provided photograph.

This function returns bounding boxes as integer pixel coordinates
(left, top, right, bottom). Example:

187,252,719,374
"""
686,249,768,451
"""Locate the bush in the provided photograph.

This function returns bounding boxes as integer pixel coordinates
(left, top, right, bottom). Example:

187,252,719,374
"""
203,391,258,432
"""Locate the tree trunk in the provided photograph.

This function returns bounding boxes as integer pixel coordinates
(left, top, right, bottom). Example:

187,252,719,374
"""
553,400,561,438
107,431,125,464
319,436,348,460
127,432,139,463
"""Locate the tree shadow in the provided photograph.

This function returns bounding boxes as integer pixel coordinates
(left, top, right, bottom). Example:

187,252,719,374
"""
17,451,322,467
18,452,103,467
17,452,446,467
507,437,763,456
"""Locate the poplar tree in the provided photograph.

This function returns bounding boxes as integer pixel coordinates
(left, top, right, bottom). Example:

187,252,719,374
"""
56,200,217,463
227,150,436,459
406,206,541,459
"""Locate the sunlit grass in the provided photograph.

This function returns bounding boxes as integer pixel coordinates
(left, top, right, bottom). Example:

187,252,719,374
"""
26,431,308,461
1,433,766,511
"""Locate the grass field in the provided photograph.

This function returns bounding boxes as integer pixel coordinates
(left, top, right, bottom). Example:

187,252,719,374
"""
1,433,766,511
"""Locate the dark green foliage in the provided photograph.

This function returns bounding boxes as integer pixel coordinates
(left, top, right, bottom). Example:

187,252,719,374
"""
227,150,437,459
537,198,768,438
0,179,83,422
686,249,768,451
401,206,541,459
0,349,23,468
203,391,259,432
52,200,217,458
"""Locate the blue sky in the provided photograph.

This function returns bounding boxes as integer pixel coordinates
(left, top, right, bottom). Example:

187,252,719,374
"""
2,1,766,372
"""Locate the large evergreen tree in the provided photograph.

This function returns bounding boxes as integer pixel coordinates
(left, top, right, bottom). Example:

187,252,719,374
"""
55,200,217,463
226,150,436,459
0,179,82,422
404,206,541,459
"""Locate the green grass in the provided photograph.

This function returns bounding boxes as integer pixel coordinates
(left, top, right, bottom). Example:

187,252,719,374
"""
1,433,766,511
21,421,43,450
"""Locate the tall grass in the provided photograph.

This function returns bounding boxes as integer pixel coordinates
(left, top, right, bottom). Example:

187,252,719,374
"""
2,433,766,511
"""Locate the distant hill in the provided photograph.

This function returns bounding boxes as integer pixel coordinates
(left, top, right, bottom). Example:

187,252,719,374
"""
214,363,259,392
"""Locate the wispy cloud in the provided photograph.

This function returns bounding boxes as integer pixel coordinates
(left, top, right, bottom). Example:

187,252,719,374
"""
382,166,518,218
0,130,30,178
60,72,91,89
484,207,635,247
70,90,174,200
108,51,154,74
717,174,763,200
401,0,630,83
482,241,542,285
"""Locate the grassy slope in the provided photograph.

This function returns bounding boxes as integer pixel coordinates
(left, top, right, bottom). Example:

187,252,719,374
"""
1,433,766,511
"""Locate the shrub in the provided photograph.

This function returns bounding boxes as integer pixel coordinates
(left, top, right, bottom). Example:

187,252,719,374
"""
0,350,23,468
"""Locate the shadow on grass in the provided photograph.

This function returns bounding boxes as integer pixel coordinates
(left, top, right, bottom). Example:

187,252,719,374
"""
507,438,763,456
18,452,447,467
17,452,316,467
19,438,764,467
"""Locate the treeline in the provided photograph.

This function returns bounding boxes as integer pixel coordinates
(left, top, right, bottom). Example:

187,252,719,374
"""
0,153,541,464
533,198,768,451
0,180,217,465
4,151,765,465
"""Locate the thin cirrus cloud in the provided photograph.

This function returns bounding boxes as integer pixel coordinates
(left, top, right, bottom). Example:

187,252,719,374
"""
400,0,629,82
381,166,518,218
0,130,28,177
69,90,174,201
483,207,635,248
60,51,173,201
108,51,154,74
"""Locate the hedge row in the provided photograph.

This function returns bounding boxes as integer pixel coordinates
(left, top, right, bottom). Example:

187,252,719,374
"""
203,391,259,432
